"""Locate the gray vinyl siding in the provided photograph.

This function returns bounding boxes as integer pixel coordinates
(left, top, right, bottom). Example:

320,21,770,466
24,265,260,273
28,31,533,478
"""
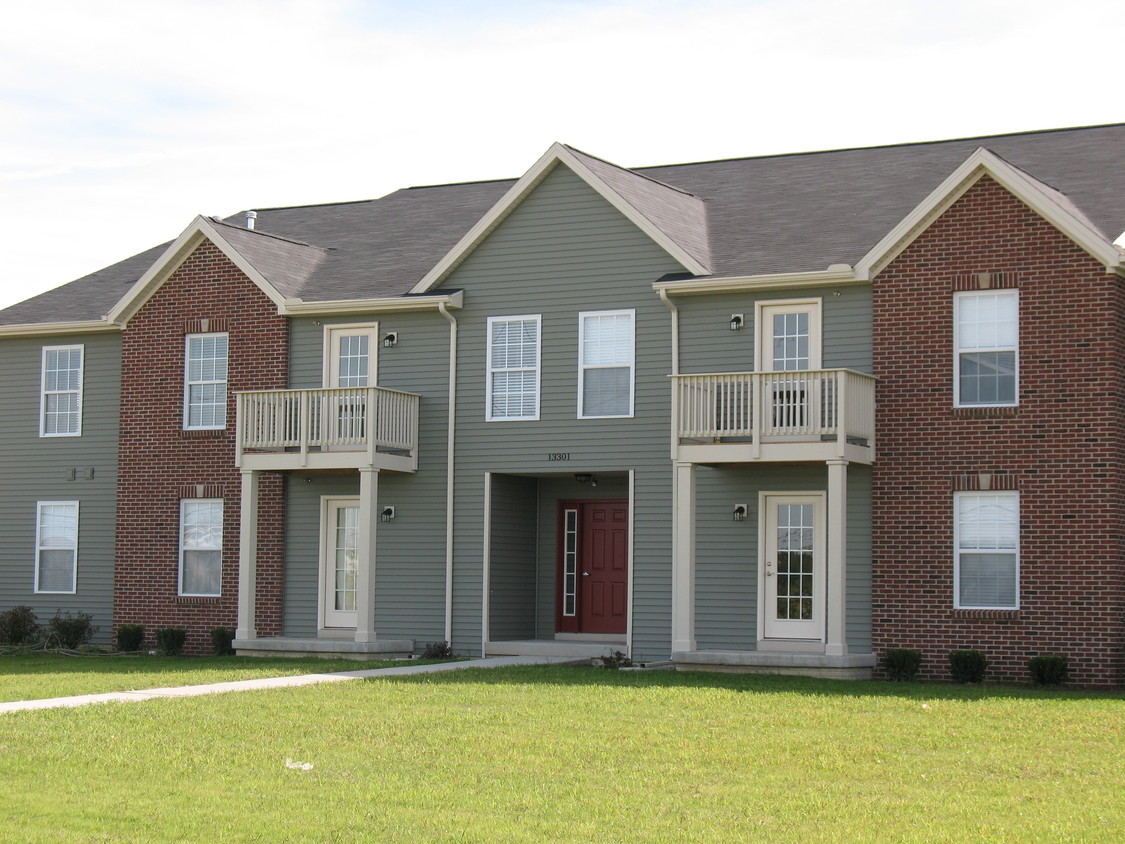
693,463,872,652
487,474,538,640
0,332,120,643
444,165,683,661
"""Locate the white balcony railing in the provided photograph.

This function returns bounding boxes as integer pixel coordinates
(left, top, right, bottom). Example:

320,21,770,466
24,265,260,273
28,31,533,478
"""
673,369,875,453
236,386,419,466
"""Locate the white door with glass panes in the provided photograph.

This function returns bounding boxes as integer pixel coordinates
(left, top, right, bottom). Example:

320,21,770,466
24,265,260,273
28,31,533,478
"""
761,493,825,640
756,302,821,432
324,325,378,445
321,497,360,629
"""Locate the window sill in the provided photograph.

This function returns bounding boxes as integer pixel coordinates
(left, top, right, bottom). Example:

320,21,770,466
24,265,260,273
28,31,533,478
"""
173,595,222,605
950,608,1020,619
951,406,1019,419
180,429,227,439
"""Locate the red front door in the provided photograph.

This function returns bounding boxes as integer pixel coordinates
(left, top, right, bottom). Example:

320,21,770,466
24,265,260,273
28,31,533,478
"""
557,500,628,634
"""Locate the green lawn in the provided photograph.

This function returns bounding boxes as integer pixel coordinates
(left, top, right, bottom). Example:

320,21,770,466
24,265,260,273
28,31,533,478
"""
0,652,417,701
0,666,1121,842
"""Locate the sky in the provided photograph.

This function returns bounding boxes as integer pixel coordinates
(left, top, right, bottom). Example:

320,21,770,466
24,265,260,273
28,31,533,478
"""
1,0,1122,311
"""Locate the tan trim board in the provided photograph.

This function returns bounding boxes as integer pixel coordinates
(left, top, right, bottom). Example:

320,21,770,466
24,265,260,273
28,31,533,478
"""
0,320,119,338
654,266,861,296
282,290,463,316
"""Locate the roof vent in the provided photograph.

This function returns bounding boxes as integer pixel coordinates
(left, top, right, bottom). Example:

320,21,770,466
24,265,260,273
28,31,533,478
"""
246,210,257,230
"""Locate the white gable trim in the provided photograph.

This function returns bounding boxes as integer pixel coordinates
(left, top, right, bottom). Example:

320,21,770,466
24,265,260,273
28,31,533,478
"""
855,148,1123,279
281,290,464,316
409,143,710,294
105,216,289,326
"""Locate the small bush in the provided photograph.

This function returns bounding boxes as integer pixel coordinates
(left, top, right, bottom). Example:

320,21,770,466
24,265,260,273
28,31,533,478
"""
47,611,97,649
155,627,188,656
1028,654,1069,686
0,606,42,645
882,648,923,681
949,649,988,683
210,626,236,656
599,650,634,669
116,623,146,652
421,640,453,659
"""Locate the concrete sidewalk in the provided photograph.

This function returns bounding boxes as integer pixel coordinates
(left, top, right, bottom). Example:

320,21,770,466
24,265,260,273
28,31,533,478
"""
0,655,578,714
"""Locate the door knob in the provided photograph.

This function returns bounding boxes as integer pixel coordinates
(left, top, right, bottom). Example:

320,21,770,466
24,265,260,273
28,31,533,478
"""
582,571,590,577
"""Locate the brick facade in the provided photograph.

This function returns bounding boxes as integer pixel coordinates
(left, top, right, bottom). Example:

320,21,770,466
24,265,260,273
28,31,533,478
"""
113,241,289,654
872,175,1125,687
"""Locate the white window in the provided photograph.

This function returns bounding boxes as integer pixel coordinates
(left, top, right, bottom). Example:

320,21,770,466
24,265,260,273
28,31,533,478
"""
578,310,635,418
954,491,1019,609
40,345,84,437
179,499,223,596
35,501,78,593
184,333,229,429
487,315,540,421
954,291,1018,406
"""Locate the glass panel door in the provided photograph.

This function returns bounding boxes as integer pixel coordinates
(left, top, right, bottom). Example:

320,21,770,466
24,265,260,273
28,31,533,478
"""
322,499,360,629
762,494,824,640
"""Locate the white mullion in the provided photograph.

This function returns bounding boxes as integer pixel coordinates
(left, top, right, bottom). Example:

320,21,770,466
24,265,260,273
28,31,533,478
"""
486,315,540,421
40,345,84,437
34,500,79,594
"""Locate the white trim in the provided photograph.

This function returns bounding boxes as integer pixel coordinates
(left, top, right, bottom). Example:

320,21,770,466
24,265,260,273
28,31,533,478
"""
626,469,635,659
577,309,635,419
183,332,229,430
754,299,823,373
318,495,361,630
485,314,541,421
953,289,1019,408
282,290,464,316
757,491,827,643
39,344,84,438
954,490,1020,610
0,321,119,338
34,500,79,594
481,472,492,655
178,498,223,597
323,323,379,389
654,266,860,296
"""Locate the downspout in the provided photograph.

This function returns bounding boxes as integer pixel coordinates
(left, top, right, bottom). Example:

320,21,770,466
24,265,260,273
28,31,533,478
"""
658,288,679,375
438,301,458,644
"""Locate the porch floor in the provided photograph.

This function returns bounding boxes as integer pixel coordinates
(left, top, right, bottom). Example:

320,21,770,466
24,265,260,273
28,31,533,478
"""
233,637,414,660
485,639,627,659
673,649,876,680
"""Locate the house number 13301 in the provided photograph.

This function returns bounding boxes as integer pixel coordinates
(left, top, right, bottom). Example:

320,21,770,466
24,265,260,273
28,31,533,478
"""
547,453,570,461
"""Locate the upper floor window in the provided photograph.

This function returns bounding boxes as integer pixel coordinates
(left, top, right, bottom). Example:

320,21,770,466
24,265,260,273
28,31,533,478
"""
954,491,1019,609
954,291,1017,406
40,345,84,437
179,499,223,596
578,310,635,418
35,501,78,594
184,333,229,429
487,315,540,421
324,324,378,389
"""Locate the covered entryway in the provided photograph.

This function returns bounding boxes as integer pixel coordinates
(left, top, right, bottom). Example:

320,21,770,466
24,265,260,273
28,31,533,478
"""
556,500,628,635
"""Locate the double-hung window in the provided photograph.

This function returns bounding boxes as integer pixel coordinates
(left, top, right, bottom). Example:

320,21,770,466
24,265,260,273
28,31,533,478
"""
184,333,229,429
487,315,540,421
179,499,223,596
954,491,1019,609
41,345,84,437
35,501,78,593
954,291,1017,406
578,310,635,418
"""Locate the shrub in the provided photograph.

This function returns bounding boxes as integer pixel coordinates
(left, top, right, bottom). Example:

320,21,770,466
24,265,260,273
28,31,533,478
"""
599,650,634,669
949,649,988,683
47,611,97,649
421,640,453,659
155,627,188,656
210,626,236,656
117,623,145,652
0,606,42,645
1028,654,1069,686
882,648,923,681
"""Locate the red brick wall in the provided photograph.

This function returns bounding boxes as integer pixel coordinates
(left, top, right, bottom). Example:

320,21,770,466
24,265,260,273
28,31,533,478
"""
872,175,1125,687
113,240,288,654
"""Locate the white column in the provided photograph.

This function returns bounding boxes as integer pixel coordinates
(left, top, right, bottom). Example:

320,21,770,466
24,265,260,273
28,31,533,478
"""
355,468,379,644
825,459,848,656
671,461,697,654
236,469,259,641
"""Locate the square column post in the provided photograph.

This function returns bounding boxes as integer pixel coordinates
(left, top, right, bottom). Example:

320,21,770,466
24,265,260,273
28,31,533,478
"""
825,459,848,656
236,469,259,641
671,461,697,654
355,468,379,644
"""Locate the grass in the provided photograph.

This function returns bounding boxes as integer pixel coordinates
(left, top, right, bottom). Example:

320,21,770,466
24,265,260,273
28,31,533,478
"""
0,665,1121,842
0,651,423,701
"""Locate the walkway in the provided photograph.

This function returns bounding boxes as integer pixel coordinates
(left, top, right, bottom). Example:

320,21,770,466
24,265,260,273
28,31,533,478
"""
0,655,578,714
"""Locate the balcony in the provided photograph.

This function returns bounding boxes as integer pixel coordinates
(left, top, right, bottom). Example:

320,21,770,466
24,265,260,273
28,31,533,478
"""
672,369,876,464
236,386,420,473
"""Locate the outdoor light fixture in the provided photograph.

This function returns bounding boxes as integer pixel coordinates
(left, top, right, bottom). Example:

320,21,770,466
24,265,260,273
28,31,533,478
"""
383,332,398,348
729,314,744,331
733,503,748,521
574,473,598,487
380,506,396,522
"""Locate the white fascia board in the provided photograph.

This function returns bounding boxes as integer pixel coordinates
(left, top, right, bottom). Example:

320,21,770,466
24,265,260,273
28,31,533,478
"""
106,216,288,325
409,143,709,294
855,148,1123,279
281,290,463,316
0,320,119,338
654,266,861,296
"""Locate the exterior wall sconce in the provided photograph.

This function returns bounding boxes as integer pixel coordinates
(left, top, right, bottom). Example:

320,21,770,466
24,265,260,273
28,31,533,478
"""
729,314,744,331
574,473,598,487
383,332,398,348
733,503,748,521
380,505,396,522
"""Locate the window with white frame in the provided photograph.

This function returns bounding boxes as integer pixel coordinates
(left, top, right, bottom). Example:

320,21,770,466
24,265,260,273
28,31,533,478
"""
35,501,78,593
579,310,635,418
487,316,540,421
954,491,1019,609
179,499,223,596
954,291,1018,406
40,345,84,437
184,333,229,429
